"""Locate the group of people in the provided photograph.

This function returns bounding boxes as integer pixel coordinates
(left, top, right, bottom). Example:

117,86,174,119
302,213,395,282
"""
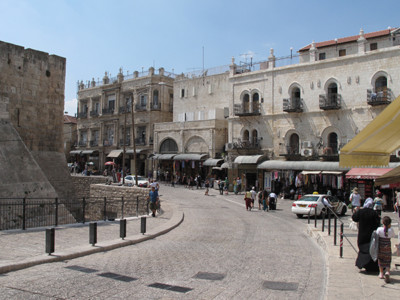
352,187,400,283
243,187,277,212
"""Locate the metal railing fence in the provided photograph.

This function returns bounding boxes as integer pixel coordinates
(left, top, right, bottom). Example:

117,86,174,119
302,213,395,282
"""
0,196,148,231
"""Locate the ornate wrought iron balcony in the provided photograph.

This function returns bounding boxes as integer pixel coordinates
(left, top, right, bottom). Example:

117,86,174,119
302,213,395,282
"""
150,102,161,110
77,112,88,119
283,98,303,112
233,102,261,116
367,88,392,106
319,94,341,110
102,107,114,115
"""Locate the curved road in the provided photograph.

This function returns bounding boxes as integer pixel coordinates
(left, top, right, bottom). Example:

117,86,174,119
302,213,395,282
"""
0,185,326,299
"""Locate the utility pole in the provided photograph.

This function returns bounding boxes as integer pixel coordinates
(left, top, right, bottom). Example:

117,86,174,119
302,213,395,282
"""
131,92,138,186
122,96,127,185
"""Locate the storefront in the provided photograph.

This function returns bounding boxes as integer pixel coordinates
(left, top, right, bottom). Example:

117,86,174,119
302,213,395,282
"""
173,154,209,182
258,161,349,199
233,155,268,191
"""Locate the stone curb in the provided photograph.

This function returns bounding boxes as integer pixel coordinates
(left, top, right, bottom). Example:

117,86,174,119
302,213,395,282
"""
0,207,184,275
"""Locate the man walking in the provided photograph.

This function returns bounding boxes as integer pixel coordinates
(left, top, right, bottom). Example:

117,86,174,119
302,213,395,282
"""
148,186,159,217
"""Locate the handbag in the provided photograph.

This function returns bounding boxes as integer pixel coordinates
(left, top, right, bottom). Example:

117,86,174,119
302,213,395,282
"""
369,230,379,262
349,220,358,231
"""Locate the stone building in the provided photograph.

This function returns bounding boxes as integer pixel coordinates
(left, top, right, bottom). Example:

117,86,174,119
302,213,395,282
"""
75,67,174,177
153,71,229,180
0,41,74,199
152,27,400,193
228,27,400,192
63,114,77,163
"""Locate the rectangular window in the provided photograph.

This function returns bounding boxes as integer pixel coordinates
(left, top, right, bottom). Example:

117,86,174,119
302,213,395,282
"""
181,89,185,98
318,53,326,60
370,43,378,51
339,49,346,57
140,95,147,106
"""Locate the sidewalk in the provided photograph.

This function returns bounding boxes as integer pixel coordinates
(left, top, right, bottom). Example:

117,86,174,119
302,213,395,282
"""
307,212,400,299
0,201,184,275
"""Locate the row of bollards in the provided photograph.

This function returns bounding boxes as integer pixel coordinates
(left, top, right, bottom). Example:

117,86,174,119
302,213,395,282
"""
46,217,147,255
309,207,345,258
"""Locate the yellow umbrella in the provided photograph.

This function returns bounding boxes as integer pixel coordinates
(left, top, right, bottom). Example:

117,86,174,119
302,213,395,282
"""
340,95,400,167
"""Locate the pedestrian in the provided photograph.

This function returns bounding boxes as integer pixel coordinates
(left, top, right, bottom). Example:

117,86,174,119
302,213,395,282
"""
349,187,361,213
205,179,210,195
250,187,257,208
257,189,263,210
224,177,229,195
237,177,242,194
377,216,396,283
373,192,383,216
262,189,269,212
268,191,277,210
244,189,252,211
233,178,237,195
218,179,224,195
147,186,159,217
351,198,380,272
150,178,159,191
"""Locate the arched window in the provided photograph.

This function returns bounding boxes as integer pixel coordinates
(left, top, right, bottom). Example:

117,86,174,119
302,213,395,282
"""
326,132,338,154
327,83,338,105
289,133,299,154
375,76,387,93
243,130,249,142
252,93,260,113
291,87,301,108
243,94,250,113
252,129,258,146
153,90,159,108
160,138,178,153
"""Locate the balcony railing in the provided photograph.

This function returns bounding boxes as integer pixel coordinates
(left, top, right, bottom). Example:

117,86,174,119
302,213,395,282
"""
149,137,153,145
119,138,131,146
319,94,341,110
283,98,303,112
232,138,261,149
119,106,132,114
78,140,87,147
90,140,99,147
135,104,147,111
150,102,161,110
233,102,261,116
77,112,88,119
135,137,146,145
102,107,114,115
367,88,392,106
90,110,99,117
286,145,300,155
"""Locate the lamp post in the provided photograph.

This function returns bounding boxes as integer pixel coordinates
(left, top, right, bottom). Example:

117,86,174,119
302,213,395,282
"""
131,92,138,186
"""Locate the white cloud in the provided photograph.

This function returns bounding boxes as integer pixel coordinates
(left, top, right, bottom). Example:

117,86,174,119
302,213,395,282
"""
64,98,77,116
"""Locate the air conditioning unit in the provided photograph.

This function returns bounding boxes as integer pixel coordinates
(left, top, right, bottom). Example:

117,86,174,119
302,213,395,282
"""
225,143,234,150
396,149,400,158
301,148,313,157
302,141,312,148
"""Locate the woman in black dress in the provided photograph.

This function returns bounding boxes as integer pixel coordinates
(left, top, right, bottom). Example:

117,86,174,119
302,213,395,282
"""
352,198,380,272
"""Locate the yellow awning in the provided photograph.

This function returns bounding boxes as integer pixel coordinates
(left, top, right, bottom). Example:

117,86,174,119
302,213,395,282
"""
340,95,400,168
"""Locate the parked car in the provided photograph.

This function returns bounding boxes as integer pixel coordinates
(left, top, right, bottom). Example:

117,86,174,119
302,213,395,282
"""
122,175,149,187
291,194,347,218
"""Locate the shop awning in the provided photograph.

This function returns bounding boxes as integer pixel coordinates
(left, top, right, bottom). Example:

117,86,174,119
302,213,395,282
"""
234,155,267,164
301,171,321,175
126,149,143,154
173,154,208,161
203,158,224,167
257,160,349,172
107,149,123,158
340,95,400,168
82,150,96,155
69,150,82,155
345,168,392,180
157,154,177,160
221,162,229,169
321,171,343,175
374,165,400,186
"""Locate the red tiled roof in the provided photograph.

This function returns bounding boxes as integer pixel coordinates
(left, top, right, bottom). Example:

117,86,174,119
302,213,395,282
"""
299,28,395,52
64,115,77,124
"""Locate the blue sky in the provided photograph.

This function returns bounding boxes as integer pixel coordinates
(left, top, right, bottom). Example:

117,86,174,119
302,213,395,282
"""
1,0,400,116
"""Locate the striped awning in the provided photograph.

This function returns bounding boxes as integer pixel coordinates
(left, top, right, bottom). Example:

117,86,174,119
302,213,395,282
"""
107,149,123,158
234,155,267,164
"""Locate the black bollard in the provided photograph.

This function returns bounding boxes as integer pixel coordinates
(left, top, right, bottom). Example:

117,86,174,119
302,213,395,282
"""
314,206,317,228
340,223,344,258
141,217,146,234
120,219,127,240
334,216,337,245
328,209,331,235
89,222,97,246
45,228,55,255
322,212,325,232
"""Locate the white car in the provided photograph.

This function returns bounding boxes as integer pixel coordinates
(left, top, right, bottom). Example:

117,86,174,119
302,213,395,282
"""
291,194,347,218
122,175,149,187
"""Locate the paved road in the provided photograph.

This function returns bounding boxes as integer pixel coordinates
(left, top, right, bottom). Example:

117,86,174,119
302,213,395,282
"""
0,185,326,299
